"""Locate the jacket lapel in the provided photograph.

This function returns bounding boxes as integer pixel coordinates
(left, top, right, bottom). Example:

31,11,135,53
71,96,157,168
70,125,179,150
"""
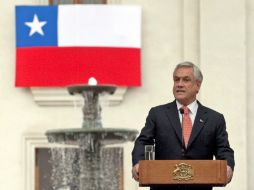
187,102,208,148
165,101,182,143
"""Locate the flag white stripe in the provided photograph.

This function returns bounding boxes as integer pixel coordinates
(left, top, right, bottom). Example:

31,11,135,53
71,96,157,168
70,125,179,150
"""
58,5,141,48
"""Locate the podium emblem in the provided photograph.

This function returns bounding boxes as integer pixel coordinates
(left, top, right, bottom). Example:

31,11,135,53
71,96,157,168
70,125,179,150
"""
172,163,194,181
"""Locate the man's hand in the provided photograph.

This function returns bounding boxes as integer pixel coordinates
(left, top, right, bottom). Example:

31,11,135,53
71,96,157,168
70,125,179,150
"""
227,165,233,184
132,163,139,181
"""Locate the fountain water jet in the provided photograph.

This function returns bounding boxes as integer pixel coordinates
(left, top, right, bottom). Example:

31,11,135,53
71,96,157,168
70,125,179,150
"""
46,84,138,190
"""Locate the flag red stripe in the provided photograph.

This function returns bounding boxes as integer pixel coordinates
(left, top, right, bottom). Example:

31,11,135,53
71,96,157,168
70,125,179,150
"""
16,47,141,87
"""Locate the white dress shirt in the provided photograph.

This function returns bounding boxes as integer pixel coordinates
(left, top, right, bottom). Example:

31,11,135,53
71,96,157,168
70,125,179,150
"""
176,100,199,125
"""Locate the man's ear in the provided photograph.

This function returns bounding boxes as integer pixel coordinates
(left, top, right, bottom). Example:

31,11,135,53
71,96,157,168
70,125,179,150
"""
196,81,202,93
197,81,202,88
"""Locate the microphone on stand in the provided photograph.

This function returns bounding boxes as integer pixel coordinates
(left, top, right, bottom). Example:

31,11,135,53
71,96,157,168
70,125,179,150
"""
179,108,186,157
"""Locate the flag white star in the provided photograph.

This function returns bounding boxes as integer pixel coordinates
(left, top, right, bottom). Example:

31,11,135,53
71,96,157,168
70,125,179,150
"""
25,14,47,36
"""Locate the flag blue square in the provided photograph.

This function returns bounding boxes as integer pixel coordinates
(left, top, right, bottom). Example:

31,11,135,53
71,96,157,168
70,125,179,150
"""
16,6,58,47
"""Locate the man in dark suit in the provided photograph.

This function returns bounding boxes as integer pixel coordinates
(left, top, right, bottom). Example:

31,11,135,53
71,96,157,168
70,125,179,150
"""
131,62,234,190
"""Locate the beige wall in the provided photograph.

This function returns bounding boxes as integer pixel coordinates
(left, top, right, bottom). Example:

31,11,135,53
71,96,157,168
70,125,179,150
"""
200,1,247,190
247,0,254,189
0,0,252,190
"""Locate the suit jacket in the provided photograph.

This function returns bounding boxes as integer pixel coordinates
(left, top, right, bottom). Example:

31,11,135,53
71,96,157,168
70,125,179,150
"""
132,100,235,190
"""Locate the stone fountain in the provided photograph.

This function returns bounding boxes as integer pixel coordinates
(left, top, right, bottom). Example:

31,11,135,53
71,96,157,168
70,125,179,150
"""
45,79,138,190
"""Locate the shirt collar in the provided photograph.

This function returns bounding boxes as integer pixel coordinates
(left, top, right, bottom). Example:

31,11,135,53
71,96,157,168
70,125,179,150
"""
176,100,198,114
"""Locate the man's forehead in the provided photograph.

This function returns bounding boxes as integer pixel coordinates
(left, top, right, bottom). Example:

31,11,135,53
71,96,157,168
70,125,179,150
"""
174,68,194,77
174,75,192,78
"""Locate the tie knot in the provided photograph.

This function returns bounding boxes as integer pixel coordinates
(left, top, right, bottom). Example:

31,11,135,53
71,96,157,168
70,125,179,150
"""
182,106,189,114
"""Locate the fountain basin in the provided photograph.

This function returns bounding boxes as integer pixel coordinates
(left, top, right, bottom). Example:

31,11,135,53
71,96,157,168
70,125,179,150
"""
67,85,116,95
46,128,138,146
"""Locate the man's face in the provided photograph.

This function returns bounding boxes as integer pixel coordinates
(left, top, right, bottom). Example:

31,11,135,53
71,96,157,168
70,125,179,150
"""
173,67,201,105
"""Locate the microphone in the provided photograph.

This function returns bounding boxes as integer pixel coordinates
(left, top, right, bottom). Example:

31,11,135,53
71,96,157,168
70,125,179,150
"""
179,108,184,115
179,108,186,156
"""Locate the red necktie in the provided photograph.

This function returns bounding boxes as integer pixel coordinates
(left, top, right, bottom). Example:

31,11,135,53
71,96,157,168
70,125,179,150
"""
182,106,192,147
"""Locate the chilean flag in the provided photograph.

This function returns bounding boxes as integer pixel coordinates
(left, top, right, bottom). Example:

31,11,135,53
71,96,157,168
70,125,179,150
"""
15,5,141,87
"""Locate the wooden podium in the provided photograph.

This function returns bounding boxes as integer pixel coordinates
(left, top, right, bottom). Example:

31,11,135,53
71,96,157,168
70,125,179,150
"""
139,160,227,187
